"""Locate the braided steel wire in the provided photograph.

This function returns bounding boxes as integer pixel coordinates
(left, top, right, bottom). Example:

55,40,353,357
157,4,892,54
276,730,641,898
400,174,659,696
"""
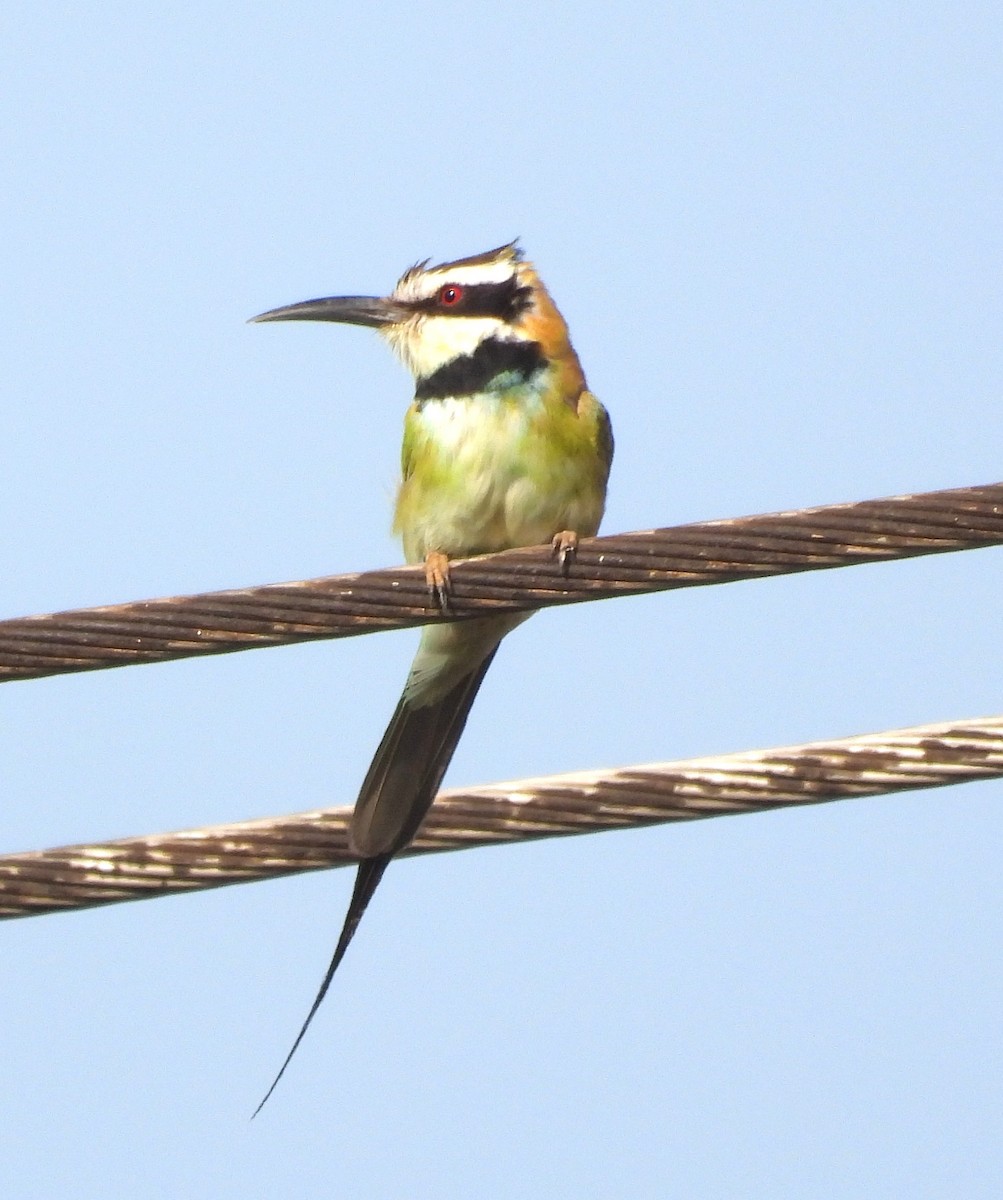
3,716,1001,919
1,480,1001,683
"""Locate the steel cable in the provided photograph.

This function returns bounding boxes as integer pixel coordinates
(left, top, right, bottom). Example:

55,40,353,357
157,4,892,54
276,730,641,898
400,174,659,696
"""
1,480,1001,683
3,715,1001,919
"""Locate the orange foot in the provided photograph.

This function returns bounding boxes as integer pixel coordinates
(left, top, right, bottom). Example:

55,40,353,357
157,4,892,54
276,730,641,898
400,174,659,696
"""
551,530,579,577
424,550,452,612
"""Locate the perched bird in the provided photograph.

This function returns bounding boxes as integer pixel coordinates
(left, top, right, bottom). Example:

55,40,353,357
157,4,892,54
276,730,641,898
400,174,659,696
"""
250,242,612,1110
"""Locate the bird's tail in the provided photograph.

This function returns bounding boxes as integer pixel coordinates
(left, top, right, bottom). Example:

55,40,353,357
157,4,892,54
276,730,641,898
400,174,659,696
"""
350,646,499,858
253,643,500,1115
252,852,391,1117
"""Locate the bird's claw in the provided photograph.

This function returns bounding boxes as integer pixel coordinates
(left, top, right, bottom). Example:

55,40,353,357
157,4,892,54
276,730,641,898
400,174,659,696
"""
424,550,452,612
551,530,579,577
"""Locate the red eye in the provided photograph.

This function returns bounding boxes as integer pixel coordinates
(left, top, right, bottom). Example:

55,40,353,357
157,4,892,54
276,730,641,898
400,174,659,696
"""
439,284,463,306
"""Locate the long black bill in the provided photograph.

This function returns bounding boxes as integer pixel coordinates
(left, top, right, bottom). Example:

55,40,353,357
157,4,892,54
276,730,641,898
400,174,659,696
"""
249,295,408,327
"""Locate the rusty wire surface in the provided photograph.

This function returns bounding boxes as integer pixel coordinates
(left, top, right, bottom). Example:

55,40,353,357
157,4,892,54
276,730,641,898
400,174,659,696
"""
2,715,1001,919
1,481,1001,683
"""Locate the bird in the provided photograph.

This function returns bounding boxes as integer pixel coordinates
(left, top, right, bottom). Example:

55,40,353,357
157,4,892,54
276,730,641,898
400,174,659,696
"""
249,242,613,1111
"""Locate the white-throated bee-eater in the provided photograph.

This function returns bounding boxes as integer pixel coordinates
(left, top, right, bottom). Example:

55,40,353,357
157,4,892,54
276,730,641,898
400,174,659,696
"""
250,242,613,1111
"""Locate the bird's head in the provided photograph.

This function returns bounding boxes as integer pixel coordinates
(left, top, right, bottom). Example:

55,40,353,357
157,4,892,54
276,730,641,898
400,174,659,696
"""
251,242,586,399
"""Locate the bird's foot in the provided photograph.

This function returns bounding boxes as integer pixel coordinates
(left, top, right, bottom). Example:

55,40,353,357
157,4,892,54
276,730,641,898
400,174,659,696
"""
551,530,579,577
424,550,452,612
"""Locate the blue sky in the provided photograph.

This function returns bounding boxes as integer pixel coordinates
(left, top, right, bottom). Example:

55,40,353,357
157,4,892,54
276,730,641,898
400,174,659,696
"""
2,4,1002,1196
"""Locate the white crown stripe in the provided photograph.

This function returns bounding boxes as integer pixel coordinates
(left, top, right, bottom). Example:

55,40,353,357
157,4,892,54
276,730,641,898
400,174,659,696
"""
394,261,519,302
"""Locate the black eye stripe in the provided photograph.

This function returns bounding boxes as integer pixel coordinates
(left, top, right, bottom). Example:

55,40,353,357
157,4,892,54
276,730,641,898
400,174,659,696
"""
412,278,533,321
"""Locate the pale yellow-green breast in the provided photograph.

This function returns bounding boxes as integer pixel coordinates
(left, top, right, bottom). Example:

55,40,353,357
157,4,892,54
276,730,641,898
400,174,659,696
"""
394,386,611,565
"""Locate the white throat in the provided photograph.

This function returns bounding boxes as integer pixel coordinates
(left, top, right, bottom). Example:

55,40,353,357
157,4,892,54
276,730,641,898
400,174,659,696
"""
382,315,519,380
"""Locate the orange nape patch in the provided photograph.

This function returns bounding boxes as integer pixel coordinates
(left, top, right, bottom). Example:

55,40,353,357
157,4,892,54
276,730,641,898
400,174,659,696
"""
515,262,588,404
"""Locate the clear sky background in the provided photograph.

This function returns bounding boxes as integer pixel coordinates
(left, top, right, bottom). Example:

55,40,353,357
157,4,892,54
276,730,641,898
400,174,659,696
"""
2,4,1001,1196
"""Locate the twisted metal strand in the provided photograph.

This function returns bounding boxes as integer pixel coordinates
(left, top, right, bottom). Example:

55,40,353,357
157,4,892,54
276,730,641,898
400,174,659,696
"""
3,716,1000,919
1,481,1001,683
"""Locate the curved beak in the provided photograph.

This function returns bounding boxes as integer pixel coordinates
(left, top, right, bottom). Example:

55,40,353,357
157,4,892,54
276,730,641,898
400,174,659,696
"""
249,295,409,328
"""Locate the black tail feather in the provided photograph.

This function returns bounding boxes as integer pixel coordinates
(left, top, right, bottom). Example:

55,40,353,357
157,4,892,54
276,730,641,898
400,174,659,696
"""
251,853,390,1118
350,648,499,858
253,648,500,1115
